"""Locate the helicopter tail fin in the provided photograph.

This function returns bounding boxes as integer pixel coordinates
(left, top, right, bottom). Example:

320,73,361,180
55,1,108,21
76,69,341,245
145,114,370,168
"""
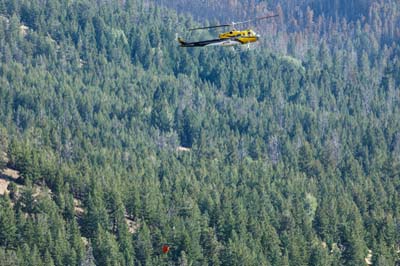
176,33,186,46
177,37,186,45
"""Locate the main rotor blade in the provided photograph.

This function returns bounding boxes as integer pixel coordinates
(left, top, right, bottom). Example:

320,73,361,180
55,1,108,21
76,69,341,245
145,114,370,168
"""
233,14,279,26
189,24,231,31
188,14,278,31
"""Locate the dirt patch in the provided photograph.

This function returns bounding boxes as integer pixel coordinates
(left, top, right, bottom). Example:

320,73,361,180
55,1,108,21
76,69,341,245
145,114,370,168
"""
81,236,89,247
74,198,84,216
0,167,20,195
19,25,29,36
2,168,20,180
365,249,372,265
1,152,8,163
176,146,191,152
125,216,140,234
0,179,9,195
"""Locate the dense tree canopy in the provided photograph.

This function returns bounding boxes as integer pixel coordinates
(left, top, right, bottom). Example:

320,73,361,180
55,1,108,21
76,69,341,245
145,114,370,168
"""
0,0,399,265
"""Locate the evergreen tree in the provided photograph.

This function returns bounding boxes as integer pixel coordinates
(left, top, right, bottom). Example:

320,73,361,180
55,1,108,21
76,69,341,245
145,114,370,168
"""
0,195,16,248
134,223,154,266
0,0,398,265
0,247,19,266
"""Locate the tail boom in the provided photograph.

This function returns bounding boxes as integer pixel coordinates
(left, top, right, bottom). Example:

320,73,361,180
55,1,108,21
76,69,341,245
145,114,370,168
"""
177,37,242,47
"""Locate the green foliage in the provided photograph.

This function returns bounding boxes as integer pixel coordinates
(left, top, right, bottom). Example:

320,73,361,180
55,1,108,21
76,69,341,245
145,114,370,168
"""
0,0,399,265
0,195,16,248
0,247,19,266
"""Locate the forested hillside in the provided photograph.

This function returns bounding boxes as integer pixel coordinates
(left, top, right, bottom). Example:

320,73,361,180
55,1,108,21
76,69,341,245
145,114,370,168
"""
156,0,399,27
0,0,399,265
160,0,400,58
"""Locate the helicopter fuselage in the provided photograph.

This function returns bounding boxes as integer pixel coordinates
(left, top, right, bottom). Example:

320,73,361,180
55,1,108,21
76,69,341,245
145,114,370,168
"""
178,29,259,47
218,29,258,43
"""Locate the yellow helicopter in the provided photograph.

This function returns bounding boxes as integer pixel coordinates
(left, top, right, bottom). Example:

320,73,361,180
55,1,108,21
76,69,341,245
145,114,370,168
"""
177,14,278,47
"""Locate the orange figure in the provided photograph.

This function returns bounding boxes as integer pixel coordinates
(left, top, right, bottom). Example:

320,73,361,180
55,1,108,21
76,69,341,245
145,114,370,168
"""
162,244,170,254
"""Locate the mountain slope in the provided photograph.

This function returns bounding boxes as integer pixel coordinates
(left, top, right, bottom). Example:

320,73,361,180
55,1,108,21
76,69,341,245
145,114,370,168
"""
0,0,399,265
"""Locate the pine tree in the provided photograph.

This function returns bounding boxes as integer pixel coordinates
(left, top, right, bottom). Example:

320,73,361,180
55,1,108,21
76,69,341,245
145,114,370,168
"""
93,226,122,266
17,180,37,214
339,213,367,266
81,240,96,266
200,227,222,266
0,247,19,266
0,195,16,247
0,126,7,170
43,249,55,266
309,242,330,266
81,183,109,239
134,222,153,266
